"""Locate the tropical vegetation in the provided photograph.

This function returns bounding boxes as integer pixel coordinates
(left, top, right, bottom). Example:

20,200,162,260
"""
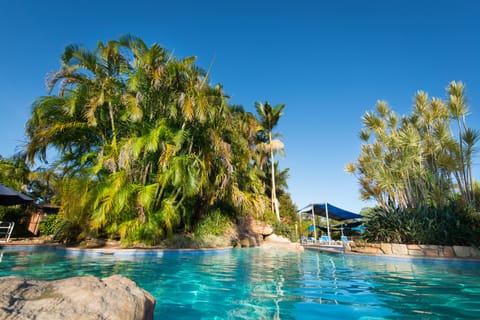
7,35,295,246
347,82,480,245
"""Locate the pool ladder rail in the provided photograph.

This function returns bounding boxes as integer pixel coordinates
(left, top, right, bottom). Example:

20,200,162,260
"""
0,221,15,243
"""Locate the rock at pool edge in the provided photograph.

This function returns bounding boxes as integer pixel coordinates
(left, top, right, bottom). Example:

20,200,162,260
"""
0,274,155,320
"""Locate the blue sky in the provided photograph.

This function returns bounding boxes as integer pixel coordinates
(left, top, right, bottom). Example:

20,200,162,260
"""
1,0,479,212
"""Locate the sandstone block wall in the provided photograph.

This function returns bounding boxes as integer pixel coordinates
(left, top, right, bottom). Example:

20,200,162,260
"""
345,242,480,259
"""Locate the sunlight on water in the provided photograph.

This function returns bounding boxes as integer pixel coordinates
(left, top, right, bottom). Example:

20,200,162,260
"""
1,246,479,319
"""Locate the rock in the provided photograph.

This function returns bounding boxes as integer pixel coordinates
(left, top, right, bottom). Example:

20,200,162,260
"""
248,236,259,247
408,249,425,256
380,243,392,254
0,275,155,320
453,245,471,258
442,246,455,258
407,244,421,250
261,233,303,251
391,243,408,256
264,234,290,243
239,237,251,247
80,238,106,248
249,219,274,236
470,246,480,258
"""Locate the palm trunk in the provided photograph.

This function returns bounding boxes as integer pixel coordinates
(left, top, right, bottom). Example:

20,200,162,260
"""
270,132,280,221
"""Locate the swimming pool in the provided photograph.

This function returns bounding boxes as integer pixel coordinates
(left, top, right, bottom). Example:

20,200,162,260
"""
1,246,479,319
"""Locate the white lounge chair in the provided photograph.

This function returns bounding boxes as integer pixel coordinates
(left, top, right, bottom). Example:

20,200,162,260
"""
0,221,15,242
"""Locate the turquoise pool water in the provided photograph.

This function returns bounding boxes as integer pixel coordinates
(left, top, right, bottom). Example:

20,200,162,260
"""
1,246,479,319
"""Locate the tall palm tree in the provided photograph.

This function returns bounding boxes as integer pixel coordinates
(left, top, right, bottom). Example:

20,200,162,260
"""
255,101,285,221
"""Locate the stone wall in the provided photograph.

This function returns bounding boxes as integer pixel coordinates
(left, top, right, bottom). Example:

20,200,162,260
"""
345,242,480,259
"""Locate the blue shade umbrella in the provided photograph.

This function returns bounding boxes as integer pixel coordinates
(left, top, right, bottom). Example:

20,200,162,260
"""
0,183,33,206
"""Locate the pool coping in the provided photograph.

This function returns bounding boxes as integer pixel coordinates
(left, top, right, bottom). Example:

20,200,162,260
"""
4,242,479,262
0,243,234,256
304,245,480,262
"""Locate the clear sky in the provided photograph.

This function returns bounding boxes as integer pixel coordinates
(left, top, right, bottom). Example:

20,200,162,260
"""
1,0,479,213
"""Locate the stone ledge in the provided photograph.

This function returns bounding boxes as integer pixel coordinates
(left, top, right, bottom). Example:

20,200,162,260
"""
346,242,480,260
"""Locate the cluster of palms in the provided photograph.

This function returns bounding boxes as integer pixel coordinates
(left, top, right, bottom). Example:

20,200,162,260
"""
23,35,290,244
347,82,480,245
347,81,478,210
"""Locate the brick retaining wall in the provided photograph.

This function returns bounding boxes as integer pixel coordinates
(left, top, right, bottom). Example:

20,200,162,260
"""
345,242,480,259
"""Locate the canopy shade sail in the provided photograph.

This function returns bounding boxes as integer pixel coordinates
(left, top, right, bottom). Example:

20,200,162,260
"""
0,183,34,206
298,203,362,221
332,221,364,229
298,203,362,243
309,221,364,232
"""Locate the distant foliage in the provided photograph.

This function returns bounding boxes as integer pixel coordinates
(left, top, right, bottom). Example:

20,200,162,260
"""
194,209,234,237
0,207,31,237
278,193,298,223
273,221,298,242
38,214,64,236
363,204,480,246
163,233,233,249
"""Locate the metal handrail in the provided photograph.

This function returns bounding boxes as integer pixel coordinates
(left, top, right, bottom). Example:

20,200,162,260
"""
0,221,15,242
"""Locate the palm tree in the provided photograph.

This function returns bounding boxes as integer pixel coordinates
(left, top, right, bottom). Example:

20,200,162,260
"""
0,155,29,189
25,35,280,244
255,101,285,221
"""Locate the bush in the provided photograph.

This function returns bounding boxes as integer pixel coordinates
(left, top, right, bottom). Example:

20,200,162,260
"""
38,214,64,236
363,203,480,246
162,233,233,249
162,234,196,248
273,221,298,242
0,206,32,237
194,209,234,237
118,219,164,247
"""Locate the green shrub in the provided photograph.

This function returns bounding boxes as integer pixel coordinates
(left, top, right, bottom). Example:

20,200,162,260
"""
363,203,480,246
195,234,232,248
194,209,234,237
0,206,32,237
118,219,164,247
273,221,298,242
162,234,196,248
38,214,64,236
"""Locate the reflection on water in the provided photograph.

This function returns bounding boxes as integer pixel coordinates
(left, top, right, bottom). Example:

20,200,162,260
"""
0,247,479,319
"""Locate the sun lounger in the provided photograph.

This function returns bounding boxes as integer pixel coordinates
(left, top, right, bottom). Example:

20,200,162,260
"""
0,221,15,242
319,235,331,244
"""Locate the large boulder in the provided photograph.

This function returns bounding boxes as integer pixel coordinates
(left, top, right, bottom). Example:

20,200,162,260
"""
0,275,155,320
237,216,273,237
249,219,274,236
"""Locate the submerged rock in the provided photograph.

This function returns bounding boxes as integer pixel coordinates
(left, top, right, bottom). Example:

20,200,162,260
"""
0,274,155,320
